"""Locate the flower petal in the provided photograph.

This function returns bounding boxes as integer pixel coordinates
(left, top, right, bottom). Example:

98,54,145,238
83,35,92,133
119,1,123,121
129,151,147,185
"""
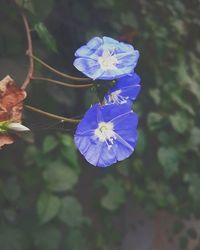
75,133,118,167
116,73,141,87
73,36,140,80
116,50,139,67
104,73,141,104
74,103,138,167
113,112,138,148
102,103,133,122
103,36,119,44
8,123,30,132
86,37,103,50
75,104,99,134
120,85,141,101
113,139,135,161
75,45,94,57
73,58,103,79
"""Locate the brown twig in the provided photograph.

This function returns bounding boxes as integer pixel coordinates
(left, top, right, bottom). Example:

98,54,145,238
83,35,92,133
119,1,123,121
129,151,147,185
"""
31,55,91,82
15,0,90,90
25,105,80,123
16,3,34,90
32,76,93,88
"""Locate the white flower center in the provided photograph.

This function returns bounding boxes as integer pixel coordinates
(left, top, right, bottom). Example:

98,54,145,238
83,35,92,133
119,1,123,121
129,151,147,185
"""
98,50,118,70
107,90,128,104
94,121,117,149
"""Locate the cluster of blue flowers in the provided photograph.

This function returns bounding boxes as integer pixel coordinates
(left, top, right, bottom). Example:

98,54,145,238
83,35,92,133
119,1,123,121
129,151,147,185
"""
73,36,141,167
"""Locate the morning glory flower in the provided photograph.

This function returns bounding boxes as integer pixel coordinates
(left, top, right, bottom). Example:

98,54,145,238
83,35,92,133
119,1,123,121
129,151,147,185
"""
104,73,141,105
74,103,138,167
73,36,139,80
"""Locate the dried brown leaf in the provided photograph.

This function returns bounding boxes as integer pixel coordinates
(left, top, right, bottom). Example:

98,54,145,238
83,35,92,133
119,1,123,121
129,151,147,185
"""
0,75,27,147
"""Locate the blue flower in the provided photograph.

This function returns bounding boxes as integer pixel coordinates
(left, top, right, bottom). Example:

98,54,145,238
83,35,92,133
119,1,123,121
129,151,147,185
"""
104,73,141,105
73,36,139,80
74,103,138,167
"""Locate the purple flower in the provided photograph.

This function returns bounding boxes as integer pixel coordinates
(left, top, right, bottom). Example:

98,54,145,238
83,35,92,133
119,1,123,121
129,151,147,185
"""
73,36,139,80
74,103,138,167
104,73,141,105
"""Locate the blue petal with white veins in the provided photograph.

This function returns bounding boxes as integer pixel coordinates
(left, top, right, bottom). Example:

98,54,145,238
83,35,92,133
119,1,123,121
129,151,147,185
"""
87,37,103,50
73,58,103,79
74,103,138,167
73,36,140,80
104,73,141,104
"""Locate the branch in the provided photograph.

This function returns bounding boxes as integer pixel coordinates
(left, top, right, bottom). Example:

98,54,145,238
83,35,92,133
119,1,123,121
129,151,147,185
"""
16,3,34,90
31,55,90,82
25,105,80,124
32,76,93,88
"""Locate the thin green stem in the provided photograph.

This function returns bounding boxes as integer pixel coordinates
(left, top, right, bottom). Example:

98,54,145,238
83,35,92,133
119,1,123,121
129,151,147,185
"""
25,105,80,124
32,76,93,88
31,54,90,82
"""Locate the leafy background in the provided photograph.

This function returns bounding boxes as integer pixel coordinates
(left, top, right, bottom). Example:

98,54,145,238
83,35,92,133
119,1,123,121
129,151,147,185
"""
0,0,200,249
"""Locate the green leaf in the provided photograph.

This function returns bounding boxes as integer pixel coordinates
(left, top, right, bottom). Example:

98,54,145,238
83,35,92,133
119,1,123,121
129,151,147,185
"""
37,192,61,224
187,227,197,239
177,56,200,102
24,145,39,165
60,134,79,169
157,131,171,145
147,112,163,131
60,134,73,147
34,226,61,250
3,208,16,223
172,20,186,36
43,161,78,192
32,0,55,20
0,226,28,250
169,112,189,134
157,147,179,178
188,127,200,150
133,186,146,202
171,94,195,115
15,0,35,14
184,174,200,202
117,161,129,177
136,129,146,154
43,135,58,153
120,12,137,27
100,175,126,211
66,229,86,250
174,1,186,14
2,177,21,201
0,121,9,133
177,56,192,87
34,22,57,52
188,78,200,103
149,88,161,105
59,197,88,227
147,181,177,208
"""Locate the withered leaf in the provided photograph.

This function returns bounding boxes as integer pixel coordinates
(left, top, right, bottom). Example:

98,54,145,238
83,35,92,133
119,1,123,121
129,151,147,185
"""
0,75,27,148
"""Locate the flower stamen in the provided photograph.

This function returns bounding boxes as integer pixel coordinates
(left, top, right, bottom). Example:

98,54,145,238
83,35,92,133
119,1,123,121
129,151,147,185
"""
107,90,128,104
94,121,116,149
98,50,118,70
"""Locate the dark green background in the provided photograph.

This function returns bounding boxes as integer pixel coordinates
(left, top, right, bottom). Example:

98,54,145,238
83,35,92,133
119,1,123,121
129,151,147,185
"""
0,0,200,249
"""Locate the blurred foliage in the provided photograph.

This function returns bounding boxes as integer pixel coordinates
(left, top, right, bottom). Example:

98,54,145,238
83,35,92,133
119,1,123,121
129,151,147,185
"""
0,0,200,249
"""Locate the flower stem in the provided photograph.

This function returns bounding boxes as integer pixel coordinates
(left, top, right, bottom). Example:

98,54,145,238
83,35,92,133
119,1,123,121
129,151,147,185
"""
25,105,80,124
31,55,90,82
14,0,34,90
32,76,93,88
